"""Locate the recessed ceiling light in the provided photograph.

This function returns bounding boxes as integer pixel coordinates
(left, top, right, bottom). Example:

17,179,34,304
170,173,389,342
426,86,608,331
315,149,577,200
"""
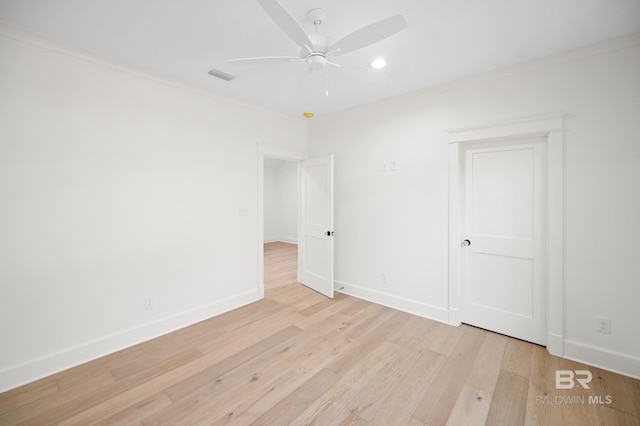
370,58,387,69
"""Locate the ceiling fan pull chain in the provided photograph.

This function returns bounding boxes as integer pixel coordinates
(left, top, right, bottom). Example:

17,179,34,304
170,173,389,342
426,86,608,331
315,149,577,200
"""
325,73,329,97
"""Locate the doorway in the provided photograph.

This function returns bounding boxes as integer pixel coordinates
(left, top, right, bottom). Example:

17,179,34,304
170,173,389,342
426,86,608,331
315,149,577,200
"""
448,114,565,356
460,137,546,345
263,157,299,292
257,148,335,299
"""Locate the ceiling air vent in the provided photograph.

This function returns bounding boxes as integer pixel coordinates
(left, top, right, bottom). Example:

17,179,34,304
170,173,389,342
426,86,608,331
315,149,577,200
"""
208,68,235,82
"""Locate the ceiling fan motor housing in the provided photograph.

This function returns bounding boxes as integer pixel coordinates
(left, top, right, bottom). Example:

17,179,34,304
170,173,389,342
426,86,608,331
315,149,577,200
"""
304,34,331,55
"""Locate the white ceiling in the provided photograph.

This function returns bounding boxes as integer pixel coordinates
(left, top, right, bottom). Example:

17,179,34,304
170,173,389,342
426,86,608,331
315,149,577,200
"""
1,0,639,117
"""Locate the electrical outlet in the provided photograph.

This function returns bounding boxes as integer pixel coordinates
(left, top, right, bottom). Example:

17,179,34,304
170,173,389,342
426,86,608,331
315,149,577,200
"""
596,317,611,334
144,297,153,310
381,273,388,284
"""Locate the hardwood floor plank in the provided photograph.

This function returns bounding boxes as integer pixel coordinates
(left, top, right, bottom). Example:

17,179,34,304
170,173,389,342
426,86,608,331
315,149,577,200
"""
0,378,58,415
345,346,422,421
344,302,398,339
485,370,529,426
321,300,391,342
445,383,493,426
251,368,341,426
340,411,369,425
597,405,640,426
557,357,603,426
466,331,508,392
385,313,438,354
324,312,404,377
200,335,353,426
142,333,331,425
195,308,302,355
7,348,200,426
591,367,639,418
292,340,404,425
422,321,465,357
94,391,173,425
164,325,302,402
623,375,640,422
367,350,446,426
54,348,204,426
524,345,563,426
412,325,486,426
501,337,534,379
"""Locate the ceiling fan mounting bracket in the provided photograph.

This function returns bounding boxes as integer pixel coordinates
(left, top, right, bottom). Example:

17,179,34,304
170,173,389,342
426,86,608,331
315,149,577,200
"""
307,8,327,27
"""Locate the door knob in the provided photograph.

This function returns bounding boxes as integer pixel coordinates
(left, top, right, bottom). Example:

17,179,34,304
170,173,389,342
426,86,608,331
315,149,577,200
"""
326,231,334,236
461,239,471,247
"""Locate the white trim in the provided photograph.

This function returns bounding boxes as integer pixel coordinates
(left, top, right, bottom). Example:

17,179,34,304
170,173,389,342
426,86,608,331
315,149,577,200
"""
448,113,565,143
564,340,640,380
448,113,565,357
0,288,262,392
257,145,307,161
335,280,450,324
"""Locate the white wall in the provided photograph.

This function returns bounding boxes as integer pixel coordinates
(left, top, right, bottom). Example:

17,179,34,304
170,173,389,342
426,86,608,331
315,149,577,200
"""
263,159,298,244
263,163,280,241
0,24,307,391
308,33,640,378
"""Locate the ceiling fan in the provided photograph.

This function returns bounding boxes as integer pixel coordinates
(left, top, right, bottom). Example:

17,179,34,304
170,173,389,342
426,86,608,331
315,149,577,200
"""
227,0,408,92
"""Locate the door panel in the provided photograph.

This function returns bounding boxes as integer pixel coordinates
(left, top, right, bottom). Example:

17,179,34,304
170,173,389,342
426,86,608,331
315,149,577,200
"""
298,155,334,298
462,138,545,345
471,148,534,239
469,254,534,318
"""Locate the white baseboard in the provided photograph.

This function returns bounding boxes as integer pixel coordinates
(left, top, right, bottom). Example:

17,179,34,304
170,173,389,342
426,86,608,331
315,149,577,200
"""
0,288,262,392
335,280,449,324
546,333,564,357
264,236,298,245
564,339,640,380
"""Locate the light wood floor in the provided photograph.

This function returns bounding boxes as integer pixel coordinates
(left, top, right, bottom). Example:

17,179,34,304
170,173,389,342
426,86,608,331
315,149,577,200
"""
1,242,639,425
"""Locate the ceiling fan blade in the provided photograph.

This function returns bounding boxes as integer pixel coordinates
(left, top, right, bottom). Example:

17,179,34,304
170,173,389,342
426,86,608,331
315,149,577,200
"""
330,14,408,56
256,0,314,52
227,56,305,65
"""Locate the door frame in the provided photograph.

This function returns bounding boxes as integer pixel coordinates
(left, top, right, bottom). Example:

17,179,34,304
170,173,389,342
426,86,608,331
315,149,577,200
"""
448,113,565,357
257,145,306,298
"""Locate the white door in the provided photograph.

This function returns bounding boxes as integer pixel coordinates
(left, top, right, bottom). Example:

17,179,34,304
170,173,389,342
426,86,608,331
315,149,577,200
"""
461,138,546,345
298,155,334,298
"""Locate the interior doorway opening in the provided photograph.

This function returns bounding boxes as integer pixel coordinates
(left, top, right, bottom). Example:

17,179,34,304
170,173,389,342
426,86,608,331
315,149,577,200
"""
257,149,334,299
262,157,300,292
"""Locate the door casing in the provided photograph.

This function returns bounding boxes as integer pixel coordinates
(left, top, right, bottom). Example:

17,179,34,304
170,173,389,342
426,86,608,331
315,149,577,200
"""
448,114,565,356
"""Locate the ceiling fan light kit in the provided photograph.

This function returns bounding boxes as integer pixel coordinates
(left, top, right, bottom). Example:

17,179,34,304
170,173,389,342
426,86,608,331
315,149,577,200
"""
225,0,407,95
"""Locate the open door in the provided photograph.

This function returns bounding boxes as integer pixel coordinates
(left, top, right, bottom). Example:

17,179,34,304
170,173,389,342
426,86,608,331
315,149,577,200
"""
298,155,334,298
